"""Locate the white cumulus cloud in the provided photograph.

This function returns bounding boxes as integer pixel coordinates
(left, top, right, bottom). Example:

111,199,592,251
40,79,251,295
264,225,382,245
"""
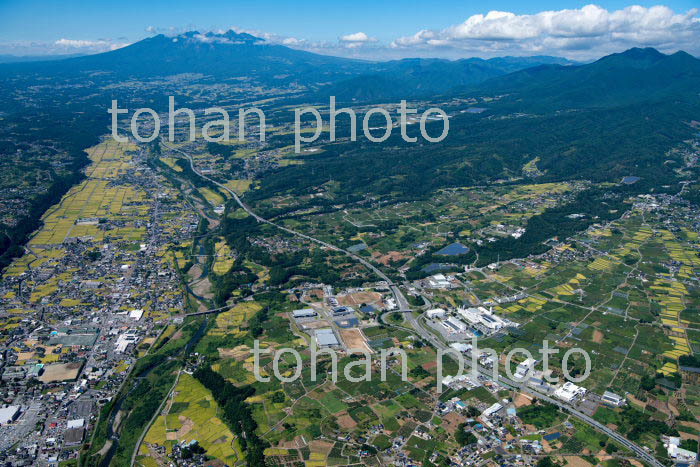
391,4,700,59
54,38,129,51
340,32,377,43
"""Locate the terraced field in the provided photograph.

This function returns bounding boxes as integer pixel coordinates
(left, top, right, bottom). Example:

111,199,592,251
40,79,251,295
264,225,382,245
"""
473,206,699,404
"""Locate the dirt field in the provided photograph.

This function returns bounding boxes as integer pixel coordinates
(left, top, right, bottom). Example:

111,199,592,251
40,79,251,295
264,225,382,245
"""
188,264,203,281
514,392,534,408
592,329,604,343
306,289,325,300
680,420,700,431
39,362,82,382
339,328,372,353
442,412,468,435
336,412,358,430
565,456,595,467
375,251,406,266
337,291,382,306
422,360,438,371
309,439,335,454
191,277,213,299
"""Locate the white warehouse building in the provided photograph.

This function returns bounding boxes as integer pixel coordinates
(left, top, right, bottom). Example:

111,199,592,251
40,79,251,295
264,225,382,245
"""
457,306,510,333
442,316,468,333
554,382,586,403
426,308,446,319
0,406,20,425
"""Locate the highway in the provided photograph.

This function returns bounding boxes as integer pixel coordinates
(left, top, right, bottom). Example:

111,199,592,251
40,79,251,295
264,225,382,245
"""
396,311,663,467
161,141,663,467
162,141,412,311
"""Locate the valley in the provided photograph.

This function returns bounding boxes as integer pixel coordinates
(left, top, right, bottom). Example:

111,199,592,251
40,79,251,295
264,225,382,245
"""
0,28,699,467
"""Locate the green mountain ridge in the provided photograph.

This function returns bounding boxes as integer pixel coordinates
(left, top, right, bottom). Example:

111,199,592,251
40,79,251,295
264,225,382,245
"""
469,47,700,110
250,47,700,212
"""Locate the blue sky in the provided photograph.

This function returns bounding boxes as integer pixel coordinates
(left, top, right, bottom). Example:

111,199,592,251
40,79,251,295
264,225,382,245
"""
1,0,699,59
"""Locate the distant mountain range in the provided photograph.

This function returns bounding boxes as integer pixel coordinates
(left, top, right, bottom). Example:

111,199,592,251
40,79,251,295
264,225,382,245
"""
316,55,576,101
0,53,84,64
470,47,700,110
1,30,698,140
0,30,577,100
1,31,698,107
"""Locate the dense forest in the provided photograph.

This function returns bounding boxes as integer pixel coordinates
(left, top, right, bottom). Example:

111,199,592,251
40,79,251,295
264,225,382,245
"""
193,365,268,466
248,101,694,208
0,110,105,270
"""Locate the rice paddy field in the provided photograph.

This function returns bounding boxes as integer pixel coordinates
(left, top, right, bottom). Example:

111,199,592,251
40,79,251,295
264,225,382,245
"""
212,239,234,275
210,302,263,338
1,139,149,282
199,187,226,206
224,179,252,194
1,141,147,309
140,373,244,465
472,206,700,403
159,157,183,172
29,141,148,247
0,138,194,325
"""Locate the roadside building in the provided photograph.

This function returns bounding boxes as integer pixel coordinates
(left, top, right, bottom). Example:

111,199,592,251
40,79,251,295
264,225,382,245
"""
129,309,144,320
293,308,317,319
482,402,503,418
514,358,538,380
0,405,20,425
443,316,468,333
426,308,446,319
315,328,340,348
601,391,626,407
664,436,698,462
554,382,586,403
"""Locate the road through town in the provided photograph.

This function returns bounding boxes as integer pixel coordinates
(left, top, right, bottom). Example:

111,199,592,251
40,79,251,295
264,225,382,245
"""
161,141,663,467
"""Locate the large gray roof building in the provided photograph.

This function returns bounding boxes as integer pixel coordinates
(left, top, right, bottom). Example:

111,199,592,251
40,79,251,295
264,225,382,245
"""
315,328,340,347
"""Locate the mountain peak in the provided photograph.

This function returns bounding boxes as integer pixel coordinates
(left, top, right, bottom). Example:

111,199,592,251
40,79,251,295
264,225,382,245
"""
169,29,265,45
618,47,665,60
594,46,667,69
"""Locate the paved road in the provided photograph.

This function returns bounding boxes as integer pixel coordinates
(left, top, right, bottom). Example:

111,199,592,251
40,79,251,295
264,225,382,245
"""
396,310,663,467
162,141,663,467
163,141,413,312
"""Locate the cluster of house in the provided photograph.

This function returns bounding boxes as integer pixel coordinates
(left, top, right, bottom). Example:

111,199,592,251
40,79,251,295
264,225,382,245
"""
0,158,197,464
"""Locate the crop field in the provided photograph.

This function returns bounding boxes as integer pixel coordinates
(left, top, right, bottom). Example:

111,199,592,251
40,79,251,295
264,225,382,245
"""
142,159,700,461
0,138,194,330
272,181,580,258
210,302,262,337
29,141,149,247
159,157,183,172
475,206,699,398
141,373,243,464
249,328,437,449
199,187,227,206
212,239,234,275
224,179,253,193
